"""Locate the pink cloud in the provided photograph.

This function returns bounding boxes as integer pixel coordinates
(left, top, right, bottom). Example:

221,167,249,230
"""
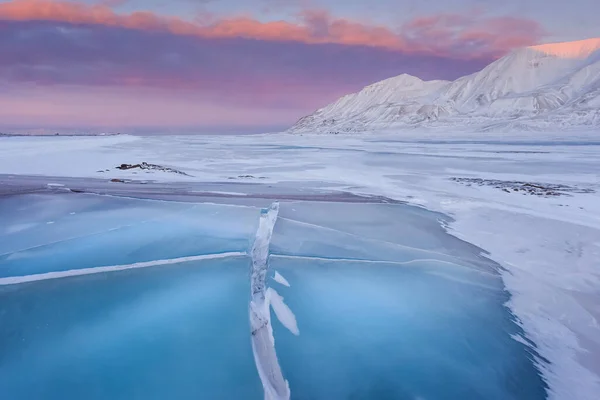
0,0,545,59
401,12,546,58
0,1,548,129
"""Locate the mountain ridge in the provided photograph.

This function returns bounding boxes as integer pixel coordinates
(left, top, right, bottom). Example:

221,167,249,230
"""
289,38,600,133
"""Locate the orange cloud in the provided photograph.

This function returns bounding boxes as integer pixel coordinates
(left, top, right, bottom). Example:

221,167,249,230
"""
0,0,544,59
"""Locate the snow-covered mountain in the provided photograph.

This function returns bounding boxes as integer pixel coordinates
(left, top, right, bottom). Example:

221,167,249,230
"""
289,38,600,133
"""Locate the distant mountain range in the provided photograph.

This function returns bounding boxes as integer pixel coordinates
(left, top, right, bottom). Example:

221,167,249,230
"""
289,38,600,133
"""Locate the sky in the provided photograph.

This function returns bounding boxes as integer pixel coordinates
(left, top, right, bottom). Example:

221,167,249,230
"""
0,0,598,133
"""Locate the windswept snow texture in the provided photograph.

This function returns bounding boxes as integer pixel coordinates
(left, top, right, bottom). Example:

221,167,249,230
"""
289,38,600,133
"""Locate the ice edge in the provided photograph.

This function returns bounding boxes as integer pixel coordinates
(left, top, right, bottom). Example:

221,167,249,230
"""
0,252,245,286
249,202,291,400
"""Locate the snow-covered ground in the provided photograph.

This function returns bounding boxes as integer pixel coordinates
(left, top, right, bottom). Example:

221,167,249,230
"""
1,132,599,399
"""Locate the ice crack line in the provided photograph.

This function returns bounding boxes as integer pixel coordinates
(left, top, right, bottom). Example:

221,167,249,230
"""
0,252,245,286
249,202,292,400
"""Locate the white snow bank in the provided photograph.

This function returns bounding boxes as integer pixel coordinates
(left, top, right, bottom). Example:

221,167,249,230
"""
447,206,600,400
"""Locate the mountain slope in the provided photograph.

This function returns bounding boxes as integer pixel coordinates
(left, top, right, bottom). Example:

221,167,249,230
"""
292,74,449,131
289,38,600,133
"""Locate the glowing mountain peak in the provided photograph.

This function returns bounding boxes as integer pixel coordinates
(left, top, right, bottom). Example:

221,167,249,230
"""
529,38,600,59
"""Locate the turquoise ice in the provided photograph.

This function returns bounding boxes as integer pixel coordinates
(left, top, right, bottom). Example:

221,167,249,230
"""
0,193,547,399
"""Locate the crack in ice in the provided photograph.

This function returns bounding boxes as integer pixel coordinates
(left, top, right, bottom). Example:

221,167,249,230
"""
249,202,292,400
0,252,245,285
276,216,466,264
0,204,200,258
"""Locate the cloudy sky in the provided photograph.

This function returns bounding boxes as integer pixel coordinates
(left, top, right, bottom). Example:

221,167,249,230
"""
0,0,598,133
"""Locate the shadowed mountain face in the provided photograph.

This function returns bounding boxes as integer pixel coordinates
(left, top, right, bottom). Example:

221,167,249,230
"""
289,38,600,134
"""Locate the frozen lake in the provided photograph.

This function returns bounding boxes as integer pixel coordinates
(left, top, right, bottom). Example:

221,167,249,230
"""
1,133,599,398
0,189,547,399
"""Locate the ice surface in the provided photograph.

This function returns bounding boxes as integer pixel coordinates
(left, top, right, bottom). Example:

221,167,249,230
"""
0,192,549,399
266,288,299,336
262,200,544,399
0,194,259,279
0,257,263,400
273,271,291,287
272,201,492,271
269,256,545,400
1,132,599,398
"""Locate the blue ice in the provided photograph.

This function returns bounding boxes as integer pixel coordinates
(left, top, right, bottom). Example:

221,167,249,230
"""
0,194,259,278
0,257,262,400
0,193,548,399
269,202,547,400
